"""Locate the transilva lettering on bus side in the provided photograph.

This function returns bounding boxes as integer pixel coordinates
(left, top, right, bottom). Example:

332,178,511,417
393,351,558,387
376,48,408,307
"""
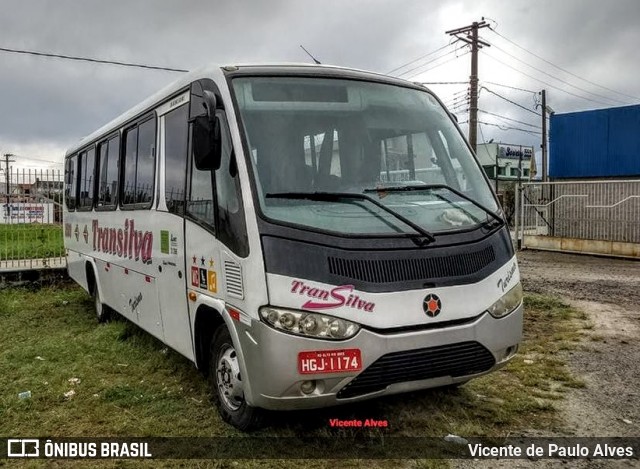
92,219,153,264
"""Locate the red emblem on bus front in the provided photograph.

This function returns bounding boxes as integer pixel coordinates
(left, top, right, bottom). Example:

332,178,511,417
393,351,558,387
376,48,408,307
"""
423,294,442,317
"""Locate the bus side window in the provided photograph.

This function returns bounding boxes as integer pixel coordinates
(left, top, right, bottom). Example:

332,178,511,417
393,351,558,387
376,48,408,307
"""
122,126,138,205
122,116,156,207
97,134,120,208
65,155,77,210
187,143,215,227
215,114,248,257
164,104,189,214
186,81,214,227
186,113,249,257
136,118,156,204
78,146,96,209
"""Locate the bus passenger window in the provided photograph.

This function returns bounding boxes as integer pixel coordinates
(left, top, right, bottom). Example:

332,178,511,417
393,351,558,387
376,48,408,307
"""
97,135,120,207
136,118,156,204
164,104,189,214
122,127,138,205
78,147,95,209
65,155,77,210
122,116,156,207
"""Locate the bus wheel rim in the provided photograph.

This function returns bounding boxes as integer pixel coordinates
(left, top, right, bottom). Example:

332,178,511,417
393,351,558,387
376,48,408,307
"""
216,345,243,411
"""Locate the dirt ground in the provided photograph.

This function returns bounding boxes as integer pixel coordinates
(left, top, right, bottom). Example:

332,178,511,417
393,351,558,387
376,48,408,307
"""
455,249,640,468
518,250,640,440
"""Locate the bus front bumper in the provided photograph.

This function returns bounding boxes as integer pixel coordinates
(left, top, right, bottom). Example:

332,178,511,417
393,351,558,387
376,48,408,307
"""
236,304,523,411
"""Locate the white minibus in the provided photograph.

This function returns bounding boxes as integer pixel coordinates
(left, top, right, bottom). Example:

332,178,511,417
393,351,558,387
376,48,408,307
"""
64,64,523,430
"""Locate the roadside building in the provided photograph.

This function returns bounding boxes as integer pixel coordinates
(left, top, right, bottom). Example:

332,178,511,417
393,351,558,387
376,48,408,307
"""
476,142,534,192
549,104,640,179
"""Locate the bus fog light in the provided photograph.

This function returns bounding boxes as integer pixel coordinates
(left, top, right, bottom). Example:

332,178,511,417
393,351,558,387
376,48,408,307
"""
504,345,518,360
300,380,316,394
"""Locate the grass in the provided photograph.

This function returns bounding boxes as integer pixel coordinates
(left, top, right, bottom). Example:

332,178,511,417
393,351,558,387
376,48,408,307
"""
0,224,64,260
0,284,589,467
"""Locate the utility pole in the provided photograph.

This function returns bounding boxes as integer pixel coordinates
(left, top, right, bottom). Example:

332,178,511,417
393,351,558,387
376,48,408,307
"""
540,89,548,181
446,20,490,153
2,153,16,205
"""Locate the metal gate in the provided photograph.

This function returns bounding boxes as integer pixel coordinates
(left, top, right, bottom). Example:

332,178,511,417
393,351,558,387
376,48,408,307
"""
1,168,65,272
519,180,640,258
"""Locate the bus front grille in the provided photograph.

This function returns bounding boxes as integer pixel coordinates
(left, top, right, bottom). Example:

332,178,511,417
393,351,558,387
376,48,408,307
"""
327,246,495,284
336,341,495,399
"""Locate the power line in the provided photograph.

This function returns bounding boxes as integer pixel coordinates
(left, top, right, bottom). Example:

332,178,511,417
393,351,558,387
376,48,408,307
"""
445,96,469,108
397,47,461,78
478,109,542,129
480,86,541,116
488,28,640,102
482,51,616,107
477,124,498,181
479,120,542,135
485,40,627,106
14,156,63,165
444,99,468,109
419,81,468,85
386,43,453,74
405,49,470,80
441,89,469,103
0,46,189,73
482,81,537,94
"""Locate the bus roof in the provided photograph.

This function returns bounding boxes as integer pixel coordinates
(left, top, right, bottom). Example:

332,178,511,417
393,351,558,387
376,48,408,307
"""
65,63,426,157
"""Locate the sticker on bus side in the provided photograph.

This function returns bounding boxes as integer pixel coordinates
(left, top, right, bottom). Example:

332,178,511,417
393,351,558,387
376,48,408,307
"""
191,267,199,287
199,268,208,289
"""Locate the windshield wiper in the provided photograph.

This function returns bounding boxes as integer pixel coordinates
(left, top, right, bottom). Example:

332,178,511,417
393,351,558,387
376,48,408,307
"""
265,191,436,245
363,184,504,227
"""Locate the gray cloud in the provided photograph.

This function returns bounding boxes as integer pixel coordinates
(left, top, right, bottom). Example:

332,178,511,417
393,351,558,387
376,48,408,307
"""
1,0,639,166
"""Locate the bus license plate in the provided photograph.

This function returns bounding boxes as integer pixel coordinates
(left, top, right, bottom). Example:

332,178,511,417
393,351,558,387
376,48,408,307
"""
298,349,362,374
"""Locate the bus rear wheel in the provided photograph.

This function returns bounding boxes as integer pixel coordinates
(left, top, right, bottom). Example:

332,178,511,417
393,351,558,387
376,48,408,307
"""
209,326,263,431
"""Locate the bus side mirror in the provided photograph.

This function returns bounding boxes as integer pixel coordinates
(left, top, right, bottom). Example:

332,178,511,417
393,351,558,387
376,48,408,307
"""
193,91,222,171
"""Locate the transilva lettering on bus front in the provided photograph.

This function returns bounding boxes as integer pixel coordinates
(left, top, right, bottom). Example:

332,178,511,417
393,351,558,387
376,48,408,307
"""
291,280,375,312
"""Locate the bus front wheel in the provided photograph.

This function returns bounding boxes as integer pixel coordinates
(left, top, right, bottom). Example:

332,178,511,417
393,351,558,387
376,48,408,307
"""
209,326,263,431
92,284,110,323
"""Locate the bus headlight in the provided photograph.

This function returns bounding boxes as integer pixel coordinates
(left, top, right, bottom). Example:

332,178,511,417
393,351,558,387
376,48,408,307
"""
487,282,523,318
259,307,360,340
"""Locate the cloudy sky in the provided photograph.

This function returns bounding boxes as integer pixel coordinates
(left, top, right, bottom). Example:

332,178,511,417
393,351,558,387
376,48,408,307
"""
1,0,639,172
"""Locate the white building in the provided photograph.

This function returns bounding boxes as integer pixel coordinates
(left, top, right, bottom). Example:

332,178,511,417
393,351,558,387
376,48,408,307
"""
476,142,534,191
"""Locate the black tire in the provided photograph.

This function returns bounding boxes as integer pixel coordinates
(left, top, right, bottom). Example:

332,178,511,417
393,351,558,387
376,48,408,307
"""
209,326,263,431
92,284,110,323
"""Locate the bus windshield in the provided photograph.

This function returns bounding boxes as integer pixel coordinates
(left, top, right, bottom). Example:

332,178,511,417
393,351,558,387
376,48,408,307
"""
232,76,499,235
